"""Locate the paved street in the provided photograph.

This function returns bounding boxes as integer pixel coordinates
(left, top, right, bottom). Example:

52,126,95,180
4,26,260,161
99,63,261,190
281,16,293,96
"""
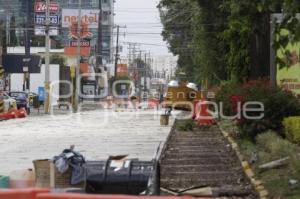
0,109,174,175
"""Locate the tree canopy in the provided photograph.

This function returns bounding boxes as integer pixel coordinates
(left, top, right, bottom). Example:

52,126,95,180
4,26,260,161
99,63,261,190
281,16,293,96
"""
158,0,300,86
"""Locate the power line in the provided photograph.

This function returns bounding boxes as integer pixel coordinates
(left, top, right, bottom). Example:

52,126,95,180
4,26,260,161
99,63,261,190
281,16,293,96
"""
122,42,166,47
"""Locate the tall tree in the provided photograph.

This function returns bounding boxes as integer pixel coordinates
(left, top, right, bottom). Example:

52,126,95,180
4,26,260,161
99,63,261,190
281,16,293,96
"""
158,0,197,81
159,0,300,85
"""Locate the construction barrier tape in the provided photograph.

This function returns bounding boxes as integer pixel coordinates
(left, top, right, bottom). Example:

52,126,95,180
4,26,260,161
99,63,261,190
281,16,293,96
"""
0,65,4,78
0,101,4,113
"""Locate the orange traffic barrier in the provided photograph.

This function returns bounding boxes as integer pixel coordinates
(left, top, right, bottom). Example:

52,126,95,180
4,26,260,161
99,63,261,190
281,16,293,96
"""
16,108,27,118
1,109,17,120
0,190,213,199
0,188,49,199
37,193,205,199
0,108,27,120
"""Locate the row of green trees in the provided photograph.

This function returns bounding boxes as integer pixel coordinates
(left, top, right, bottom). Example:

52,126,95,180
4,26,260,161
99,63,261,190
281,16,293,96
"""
158,0,300,85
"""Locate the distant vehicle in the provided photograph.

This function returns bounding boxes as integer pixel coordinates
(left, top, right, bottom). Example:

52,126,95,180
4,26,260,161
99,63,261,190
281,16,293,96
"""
2,93,17,112
164,81,202,111
9,91,30,114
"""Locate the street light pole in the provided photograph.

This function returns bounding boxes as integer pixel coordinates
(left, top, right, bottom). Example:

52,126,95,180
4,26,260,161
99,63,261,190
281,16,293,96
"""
44,0,50,114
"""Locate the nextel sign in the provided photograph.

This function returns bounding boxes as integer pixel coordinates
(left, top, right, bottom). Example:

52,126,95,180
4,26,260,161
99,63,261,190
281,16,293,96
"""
62,9,100,29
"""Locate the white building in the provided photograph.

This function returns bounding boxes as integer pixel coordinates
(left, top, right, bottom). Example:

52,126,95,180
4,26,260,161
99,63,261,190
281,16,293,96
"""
153,55,178,80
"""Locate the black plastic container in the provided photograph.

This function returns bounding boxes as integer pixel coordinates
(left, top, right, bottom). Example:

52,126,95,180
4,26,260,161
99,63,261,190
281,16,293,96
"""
84,159,160,195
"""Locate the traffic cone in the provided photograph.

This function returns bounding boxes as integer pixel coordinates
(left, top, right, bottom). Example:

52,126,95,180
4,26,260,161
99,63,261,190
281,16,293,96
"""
195,98,216,128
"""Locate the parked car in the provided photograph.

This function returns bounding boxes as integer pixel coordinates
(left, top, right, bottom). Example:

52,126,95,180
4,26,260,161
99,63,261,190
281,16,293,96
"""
2,92,17,112
9,91,30,114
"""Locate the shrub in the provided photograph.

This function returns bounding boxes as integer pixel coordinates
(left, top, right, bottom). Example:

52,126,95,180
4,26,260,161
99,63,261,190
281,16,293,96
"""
283,117,300,143
216,80,300,140
256,131,292,159
256,131,300,177
216,82,242,116
178,119,195,131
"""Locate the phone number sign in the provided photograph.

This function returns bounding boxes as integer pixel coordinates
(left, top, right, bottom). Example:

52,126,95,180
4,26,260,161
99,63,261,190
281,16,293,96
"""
35,14,59,25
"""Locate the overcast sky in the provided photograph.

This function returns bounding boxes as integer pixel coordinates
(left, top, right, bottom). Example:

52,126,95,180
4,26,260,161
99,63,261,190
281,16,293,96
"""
114,0,171,58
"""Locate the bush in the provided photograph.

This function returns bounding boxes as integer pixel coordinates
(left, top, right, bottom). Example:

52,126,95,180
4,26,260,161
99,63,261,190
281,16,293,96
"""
256,131,292,159
215,82,242,116
178,119,195,131
216,80,300,140
283,117,300,143
256,131,300,177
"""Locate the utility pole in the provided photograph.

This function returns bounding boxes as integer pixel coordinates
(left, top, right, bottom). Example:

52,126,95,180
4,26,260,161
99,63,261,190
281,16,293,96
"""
97,0,103,67
148,51,152,79
114,25,120,79
44,0,50,114
73,0,82,113
144,53,147,96
24,0,31,93
5,14,10,92
128,43,132,65
96,0,103,97
6,15,10,47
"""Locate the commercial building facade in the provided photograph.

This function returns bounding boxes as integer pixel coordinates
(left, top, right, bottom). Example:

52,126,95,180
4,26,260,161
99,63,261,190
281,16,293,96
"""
0,0,114,64
0,0,114,98
57,0,115,65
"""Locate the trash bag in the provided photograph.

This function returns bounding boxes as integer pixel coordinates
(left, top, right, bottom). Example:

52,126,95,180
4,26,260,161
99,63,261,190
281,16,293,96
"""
52,149,86,185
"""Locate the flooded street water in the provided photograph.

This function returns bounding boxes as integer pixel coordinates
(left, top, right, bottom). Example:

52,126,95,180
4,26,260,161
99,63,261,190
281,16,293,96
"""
0,109,174,175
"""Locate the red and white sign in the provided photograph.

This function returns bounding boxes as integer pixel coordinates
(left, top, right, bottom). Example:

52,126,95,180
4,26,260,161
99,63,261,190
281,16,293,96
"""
117,64,128,77
62,9,100,29
35,1,59,13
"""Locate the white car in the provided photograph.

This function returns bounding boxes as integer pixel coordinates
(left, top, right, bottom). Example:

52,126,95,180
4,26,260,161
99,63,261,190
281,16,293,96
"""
2,92,17,112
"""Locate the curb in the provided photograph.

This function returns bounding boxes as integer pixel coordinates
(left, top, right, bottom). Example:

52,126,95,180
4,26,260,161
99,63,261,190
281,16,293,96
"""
219,125,269,199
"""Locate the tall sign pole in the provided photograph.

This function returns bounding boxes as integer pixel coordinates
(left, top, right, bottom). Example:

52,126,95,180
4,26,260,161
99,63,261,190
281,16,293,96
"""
44,0,50,114
73,0,82,113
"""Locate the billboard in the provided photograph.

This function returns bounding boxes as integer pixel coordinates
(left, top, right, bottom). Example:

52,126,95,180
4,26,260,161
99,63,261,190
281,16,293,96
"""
277,30,300,96
34,1,59,13
2,54,41,74
62,9,100,29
